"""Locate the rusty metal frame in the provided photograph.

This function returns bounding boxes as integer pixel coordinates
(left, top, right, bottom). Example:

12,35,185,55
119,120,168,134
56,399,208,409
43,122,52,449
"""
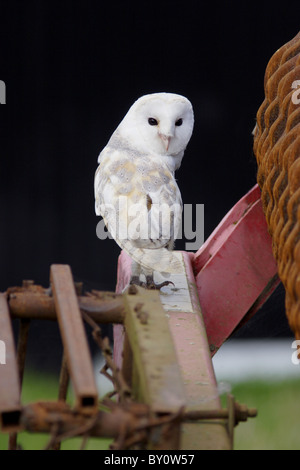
0,263,256,450
3,31,299,451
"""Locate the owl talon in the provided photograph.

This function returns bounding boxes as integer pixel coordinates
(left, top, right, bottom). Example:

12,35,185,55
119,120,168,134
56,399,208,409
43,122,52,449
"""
129,276,148,289
129,276,174,290
146,276,175,290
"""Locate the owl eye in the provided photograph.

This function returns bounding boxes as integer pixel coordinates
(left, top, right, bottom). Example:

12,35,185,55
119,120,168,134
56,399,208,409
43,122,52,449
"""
148,118,158,126
175,118,183,126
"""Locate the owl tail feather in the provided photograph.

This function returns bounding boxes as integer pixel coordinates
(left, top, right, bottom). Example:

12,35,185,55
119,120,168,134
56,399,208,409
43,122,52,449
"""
118,240,184,274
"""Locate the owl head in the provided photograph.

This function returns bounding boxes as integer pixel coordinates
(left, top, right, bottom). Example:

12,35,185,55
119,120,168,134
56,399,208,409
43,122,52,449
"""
118,92,194,159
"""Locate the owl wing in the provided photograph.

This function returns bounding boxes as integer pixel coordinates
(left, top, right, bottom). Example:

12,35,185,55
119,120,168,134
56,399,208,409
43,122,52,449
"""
94,147,183,273
138,163,182,249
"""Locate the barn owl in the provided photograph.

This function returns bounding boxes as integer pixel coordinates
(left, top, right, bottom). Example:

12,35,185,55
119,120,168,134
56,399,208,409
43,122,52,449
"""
94,92,194,288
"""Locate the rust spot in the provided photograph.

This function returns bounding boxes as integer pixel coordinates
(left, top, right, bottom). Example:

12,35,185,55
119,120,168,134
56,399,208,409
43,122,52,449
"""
134,302,149,324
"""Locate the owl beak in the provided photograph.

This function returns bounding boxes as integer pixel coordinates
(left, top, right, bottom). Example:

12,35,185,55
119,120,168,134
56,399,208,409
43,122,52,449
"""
159,134,172,151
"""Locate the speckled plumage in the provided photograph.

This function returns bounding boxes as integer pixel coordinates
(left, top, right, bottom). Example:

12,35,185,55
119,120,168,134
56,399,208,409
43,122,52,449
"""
94,92,194,285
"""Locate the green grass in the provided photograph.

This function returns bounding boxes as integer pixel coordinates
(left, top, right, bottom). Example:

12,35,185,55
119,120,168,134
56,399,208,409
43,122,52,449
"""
1,370,300,450
230,379,300,450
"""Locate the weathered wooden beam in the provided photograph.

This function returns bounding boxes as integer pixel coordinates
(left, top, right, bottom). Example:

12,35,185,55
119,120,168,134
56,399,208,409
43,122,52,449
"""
122,285,186,449
115,251,231,450
50,265,98,412
123,285,186,413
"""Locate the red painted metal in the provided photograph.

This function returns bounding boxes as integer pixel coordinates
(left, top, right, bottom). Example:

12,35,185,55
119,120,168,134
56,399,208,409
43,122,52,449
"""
194,185,262,273
194,184,280,353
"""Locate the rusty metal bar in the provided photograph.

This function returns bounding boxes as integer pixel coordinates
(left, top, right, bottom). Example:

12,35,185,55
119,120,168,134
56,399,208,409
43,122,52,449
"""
21,401,134,440
8,318,30,449
57,353,70,402
50,352,70,450
16,320,30,384
184,407,257,421
19,397,255,448
20,400,178,447
50,264,98,412
8,289,125,324
0,293,22,432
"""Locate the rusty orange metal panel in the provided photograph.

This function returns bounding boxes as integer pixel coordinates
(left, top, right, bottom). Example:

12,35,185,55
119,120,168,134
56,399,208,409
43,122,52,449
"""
253,31,300,338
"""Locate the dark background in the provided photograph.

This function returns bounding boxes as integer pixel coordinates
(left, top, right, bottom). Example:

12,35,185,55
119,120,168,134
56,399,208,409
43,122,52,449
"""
0,1,298,369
